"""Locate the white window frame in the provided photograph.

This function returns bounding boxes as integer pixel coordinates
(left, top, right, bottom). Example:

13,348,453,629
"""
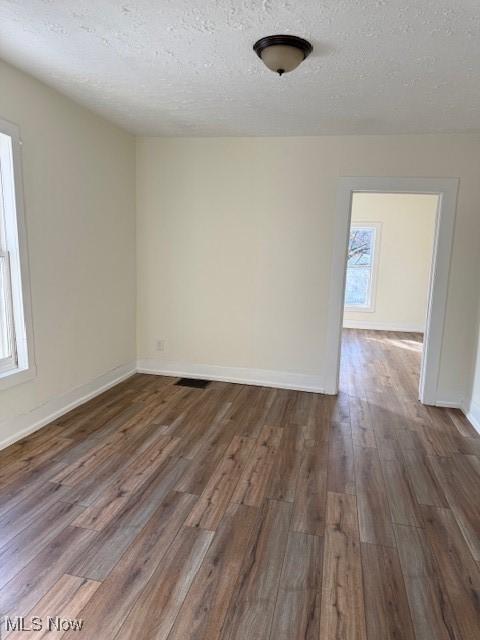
0,118,35,390
344,222,381,313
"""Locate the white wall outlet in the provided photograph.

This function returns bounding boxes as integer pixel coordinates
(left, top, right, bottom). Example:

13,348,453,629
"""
156,339,166,352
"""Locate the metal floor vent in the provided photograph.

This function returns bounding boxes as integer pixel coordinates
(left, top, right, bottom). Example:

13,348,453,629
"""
176,378,211,389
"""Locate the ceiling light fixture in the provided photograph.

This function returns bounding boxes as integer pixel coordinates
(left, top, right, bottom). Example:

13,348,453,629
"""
253,35,313,76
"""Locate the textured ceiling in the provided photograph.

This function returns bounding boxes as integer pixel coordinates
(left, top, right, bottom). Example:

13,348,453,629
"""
1,1,480,136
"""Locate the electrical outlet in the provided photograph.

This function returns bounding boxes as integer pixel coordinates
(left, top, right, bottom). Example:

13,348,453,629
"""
156,339,166,352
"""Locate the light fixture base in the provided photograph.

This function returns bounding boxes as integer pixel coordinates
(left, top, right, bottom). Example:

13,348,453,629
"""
253,35,313,75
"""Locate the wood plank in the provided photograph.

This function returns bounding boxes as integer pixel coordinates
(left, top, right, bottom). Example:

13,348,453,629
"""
263,388,297,426
72,435,180,530
0,525,97,618
230,424,283,507
331,392,351,423
58,401,140,445
421,505,480,640
290,390,315,426
394,523,461,640
56,425,172,507
114,526,214,640
0,436,74,490
0,330,477,640
354,445,395,547
375,428,404,461
394,428,428,455
71,456,189,580
51,379,136,429
320,492,367,640
291,438,328,536
186,435,255,530
51,422,149,487
328,420,355,495
0,481,70,547
174,398,234,461
170,383,240,445
7,574,100,640
451,432,480,457
268,424,304,502
102,391,187,443
0,500,84,589
54,400,135,445
349,396,376,448
168,503,258,640
143,384,200,434
225,385,276,438
361,542,415,640
269,531,322,640
301,394,331,444
381,456,422,526
63,491,197,640
430,454,480,561
0,423,67,469
367,391,407,433
174,419,238,495
0,459,67,518
446,407,480,438
414,423,455,457
220,499,292,640
401,449,448,507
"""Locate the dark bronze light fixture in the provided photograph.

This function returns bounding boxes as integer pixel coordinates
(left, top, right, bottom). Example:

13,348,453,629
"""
253,35,313,75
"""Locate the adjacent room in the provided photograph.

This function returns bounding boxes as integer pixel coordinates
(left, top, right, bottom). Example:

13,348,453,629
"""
1,2,480,639
342,191,438,400
344,192,437,336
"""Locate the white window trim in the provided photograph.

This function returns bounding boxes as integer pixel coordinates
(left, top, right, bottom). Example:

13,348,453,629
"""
0,117,36,391
344,222,382,313
0,247,17,373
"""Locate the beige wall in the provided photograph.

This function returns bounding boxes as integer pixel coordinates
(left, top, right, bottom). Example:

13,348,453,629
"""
0,60,136,442
344,193,437,331
2,56,479,440
137,135,480,404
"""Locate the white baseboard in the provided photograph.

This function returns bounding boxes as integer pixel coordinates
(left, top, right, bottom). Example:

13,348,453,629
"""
136,358,325,394
434,398,480,435
464,399,480,434
0,362,136,451
435,399,464,408
3,356,477,452
343,320,424,332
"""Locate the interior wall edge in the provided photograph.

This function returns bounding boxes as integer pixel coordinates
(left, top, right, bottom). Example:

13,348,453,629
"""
0,362,136,451
463,399,480,435
136,358,326,394
0,59,137,437
435,397,480,435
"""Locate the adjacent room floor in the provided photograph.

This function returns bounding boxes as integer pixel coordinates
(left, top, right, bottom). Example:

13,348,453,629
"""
0,329,479,639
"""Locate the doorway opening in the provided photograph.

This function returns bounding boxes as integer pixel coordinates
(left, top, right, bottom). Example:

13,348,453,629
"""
324,177,459,405
341,192,438,400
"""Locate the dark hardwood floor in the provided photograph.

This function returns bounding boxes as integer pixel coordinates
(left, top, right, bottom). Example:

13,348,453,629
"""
0,329,479,639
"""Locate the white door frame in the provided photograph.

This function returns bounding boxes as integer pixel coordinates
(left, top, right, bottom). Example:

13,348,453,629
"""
324,177,459,405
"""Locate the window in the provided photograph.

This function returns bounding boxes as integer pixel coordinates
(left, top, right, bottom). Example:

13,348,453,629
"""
0,120,35,388
344,223,380,311
0,191,16,372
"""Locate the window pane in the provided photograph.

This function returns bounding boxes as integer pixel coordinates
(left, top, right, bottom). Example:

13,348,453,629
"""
345,265,371,306
347,228,374,267
0,170,6,252
0,255,13,360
